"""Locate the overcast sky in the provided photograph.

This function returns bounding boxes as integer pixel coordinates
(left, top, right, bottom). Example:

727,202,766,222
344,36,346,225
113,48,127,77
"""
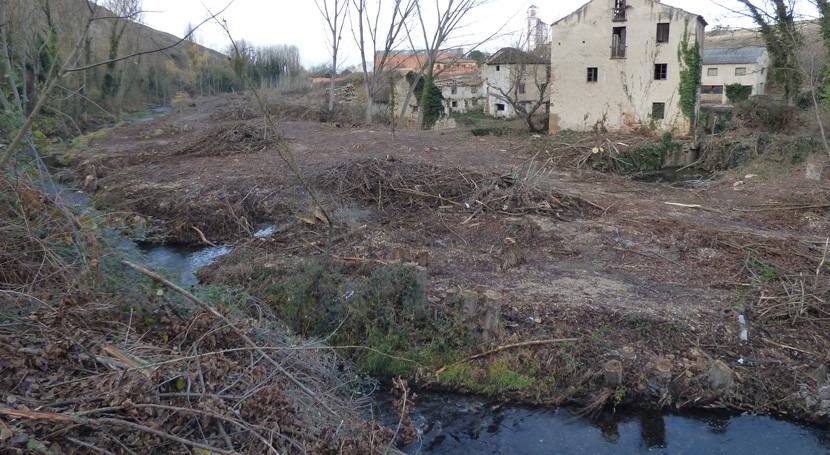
139,0,813,68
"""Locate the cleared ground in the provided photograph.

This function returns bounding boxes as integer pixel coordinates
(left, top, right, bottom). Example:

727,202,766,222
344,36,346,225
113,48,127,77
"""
68,93,830,422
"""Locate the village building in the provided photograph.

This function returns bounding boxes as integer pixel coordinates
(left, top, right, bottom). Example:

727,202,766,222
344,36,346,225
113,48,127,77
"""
435,69,485,114
700,46,770,104
548,0,707,133
484,47,549,119
527,5,551,53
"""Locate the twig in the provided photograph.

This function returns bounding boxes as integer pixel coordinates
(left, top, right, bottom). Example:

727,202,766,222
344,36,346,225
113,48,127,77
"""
664,201,721,213
191,225,217,247
301,239,388,265
761,337,816,355
0,407,235,455
434,338,579,376
121,260,339,417
734,204,830,213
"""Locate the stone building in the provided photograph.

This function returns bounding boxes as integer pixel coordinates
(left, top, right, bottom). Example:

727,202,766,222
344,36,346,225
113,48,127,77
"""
548,0,706,133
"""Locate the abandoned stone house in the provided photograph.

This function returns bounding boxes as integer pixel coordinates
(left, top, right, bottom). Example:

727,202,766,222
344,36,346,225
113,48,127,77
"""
548,0,707,133
700,46,769,104
436,70,485,114
484,47,549,118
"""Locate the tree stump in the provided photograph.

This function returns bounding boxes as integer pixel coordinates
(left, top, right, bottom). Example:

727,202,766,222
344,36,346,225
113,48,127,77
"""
460,289,502,342
603,360,624,387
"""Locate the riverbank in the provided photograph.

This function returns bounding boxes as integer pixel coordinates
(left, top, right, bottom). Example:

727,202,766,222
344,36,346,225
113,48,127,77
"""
58,92,830,424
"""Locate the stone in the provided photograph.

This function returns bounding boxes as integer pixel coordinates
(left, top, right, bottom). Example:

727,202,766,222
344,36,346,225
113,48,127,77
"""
806,163,822,181
708,360,734,390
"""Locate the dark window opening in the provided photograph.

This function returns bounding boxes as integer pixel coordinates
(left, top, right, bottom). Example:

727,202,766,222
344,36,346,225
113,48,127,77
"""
613,0,626,21
701,85,724,95
611,27,626,59
656,23,670,43
451,101,458,108
652,102,665,119
519,83,526,94
654,63,668,80
496,65,501,71
587,67,598,82
496,103,506,111
451,86,457,94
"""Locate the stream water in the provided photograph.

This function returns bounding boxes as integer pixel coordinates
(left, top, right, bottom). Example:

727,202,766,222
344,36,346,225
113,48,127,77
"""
381,392,830,454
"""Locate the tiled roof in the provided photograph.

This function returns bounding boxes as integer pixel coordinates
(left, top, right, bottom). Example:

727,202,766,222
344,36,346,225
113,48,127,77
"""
702,46,766,65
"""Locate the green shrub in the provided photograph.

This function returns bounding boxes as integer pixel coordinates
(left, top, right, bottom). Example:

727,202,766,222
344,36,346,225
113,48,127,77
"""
725,83,752,103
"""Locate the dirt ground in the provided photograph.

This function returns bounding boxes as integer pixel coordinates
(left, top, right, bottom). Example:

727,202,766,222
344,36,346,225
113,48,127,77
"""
64,93,830,423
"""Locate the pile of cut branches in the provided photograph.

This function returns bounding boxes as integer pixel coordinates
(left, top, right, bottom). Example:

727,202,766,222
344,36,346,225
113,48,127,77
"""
173,122,271,157
315,157,601,220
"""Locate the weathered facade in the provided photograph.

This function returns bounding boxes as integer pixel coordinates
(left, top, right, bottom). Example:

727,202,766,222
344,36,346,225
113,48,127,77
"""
436,70,485,114
700,46,769,104
485,48,549,119
549,0,706,133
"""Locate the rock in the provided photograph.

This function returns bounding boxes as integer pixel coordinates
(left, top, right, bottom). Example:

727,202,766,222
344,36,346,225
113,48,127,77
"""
811,364,828,384
806,163,822,181
708,360,734,390
460,288,502,342
603,359,624,387
152,128,165,137
820,400,830,416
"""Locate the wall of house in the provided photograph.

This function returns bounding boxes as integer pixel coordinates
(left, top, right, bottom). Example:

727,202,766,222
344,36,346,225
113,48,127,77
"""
701,55,769,104
441,83,486,114
549,0,705,133
485,63,548,118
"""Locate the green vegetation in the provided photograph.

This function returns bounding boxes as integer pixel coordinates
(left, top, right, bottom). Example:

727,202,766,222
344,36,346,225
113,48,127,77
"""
590,132,682,174
257,260,471,376
677,22,702,122
725,83,753,103
407,71,445,129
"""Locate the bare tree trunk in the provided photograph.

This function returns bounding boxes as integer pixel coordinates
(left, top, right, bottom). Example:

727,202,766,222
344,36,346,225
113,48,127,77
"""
316,0,348,114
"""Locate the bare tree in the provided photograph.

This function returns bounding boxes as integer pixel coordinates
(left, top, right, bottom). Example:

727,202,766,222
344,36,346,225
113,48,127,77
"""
396,0,489,131
485,46,550,132
315,0,349,113
351,0,417,123
101,0,143,101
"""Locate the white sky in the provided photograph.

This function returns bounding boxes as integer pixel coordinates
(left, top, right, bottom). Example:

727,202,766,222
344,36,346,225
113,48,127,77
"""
139,0,815,68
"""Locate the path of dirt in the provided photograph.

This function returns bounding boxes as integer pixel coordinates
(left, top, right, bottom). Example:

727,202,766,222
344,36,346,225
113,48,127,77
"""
66,93,830,423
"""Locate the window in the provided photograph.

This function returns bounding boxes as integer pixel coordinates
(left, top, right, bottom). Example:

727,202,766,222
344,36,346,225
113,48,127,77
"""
654,63,668,80
519,83,526,94
701,85,724,95
613,0,626,21
496,65,501,71
451,86,457,95
707,67,718,76
587,67,599,82
735,67,747,76
656,23,670,43
652,102,665,119
451,101,458,108
611,27,626,58
496,103,506,111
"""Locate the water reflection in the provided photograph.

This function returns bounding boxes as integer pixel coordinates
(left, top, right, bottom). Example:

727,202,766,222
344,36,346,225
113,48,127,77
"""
382,392,830,454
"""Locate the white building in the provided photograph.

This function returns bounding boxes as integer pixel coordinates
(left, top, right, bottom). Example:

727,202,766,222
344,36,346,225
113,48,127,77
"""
700,46,769,104
549,0,706,133
484,48,549,119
